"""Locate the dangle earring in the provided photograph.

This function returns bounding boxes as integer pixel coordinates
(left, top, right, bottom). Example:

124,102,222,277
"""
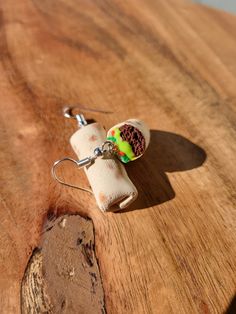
52,107,150,212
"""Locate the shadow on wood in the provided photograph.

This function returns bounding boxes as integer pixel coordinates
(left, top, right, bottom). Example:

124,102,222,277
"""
124,130,207,211
225,294,236,314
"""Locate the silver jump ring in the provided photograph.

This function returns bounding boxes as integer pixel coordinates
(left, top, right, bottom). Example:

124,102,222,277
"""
101,140,115,154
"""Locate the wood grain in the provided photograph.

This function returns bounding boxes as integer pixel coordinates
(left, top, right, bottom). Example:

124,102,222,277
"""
21,250,52,313
21,215,105,314
0,0,236,313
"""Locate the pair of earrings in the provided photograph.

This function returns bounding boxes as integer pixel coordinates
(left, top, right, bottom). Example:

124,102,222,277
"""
52,107,150,211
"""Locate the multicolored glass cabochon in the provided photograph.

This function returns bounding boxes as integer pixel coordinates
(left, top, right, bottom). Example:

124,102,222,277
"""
107,119,150,163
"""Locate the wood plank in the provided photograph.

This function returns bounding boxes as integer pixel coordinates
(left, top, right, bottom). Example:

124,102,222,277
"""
21,215,105,314
0,0,236,313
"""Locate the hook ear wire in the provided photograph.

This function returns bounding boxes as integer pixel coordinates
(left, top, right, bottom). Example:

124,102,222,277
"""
51,157,93,194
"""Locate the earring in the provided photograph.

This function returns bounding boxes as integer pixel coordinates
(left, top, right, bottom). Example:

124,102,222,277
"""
52,107,150,212
107,119,150,163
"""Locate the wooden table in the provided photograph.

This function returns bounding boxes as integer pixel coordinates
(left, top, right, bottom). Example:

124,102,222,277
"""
0,0,236,313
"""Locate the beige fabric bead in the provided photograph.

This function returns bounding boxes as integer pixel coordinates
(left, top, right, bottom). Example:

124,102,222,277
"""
70,123,138,211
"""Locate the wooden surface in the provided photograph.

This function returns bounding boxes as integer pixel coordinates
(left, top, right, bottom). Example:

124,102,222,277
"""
0,0,236,313
21,215,105,314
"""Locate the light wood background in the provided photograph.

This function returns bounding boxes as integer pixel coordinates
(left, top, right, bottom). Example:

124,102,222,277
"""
0,0,236,313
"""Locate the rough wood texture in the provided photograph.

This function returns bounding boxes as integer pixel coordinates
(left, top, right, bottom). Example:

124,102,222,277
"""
21,250,52,313
21,215,105,314
0,0,236,313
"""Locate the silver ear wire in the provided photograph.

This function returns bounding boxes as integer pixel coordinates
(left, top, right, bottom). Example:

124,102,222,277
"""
63,107,88,128
52,106,115,193
51,157,93,193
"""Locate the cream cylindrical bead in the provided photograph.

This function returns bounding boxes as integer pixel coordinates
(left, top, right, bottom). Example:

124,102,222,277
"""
70,123,138,211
